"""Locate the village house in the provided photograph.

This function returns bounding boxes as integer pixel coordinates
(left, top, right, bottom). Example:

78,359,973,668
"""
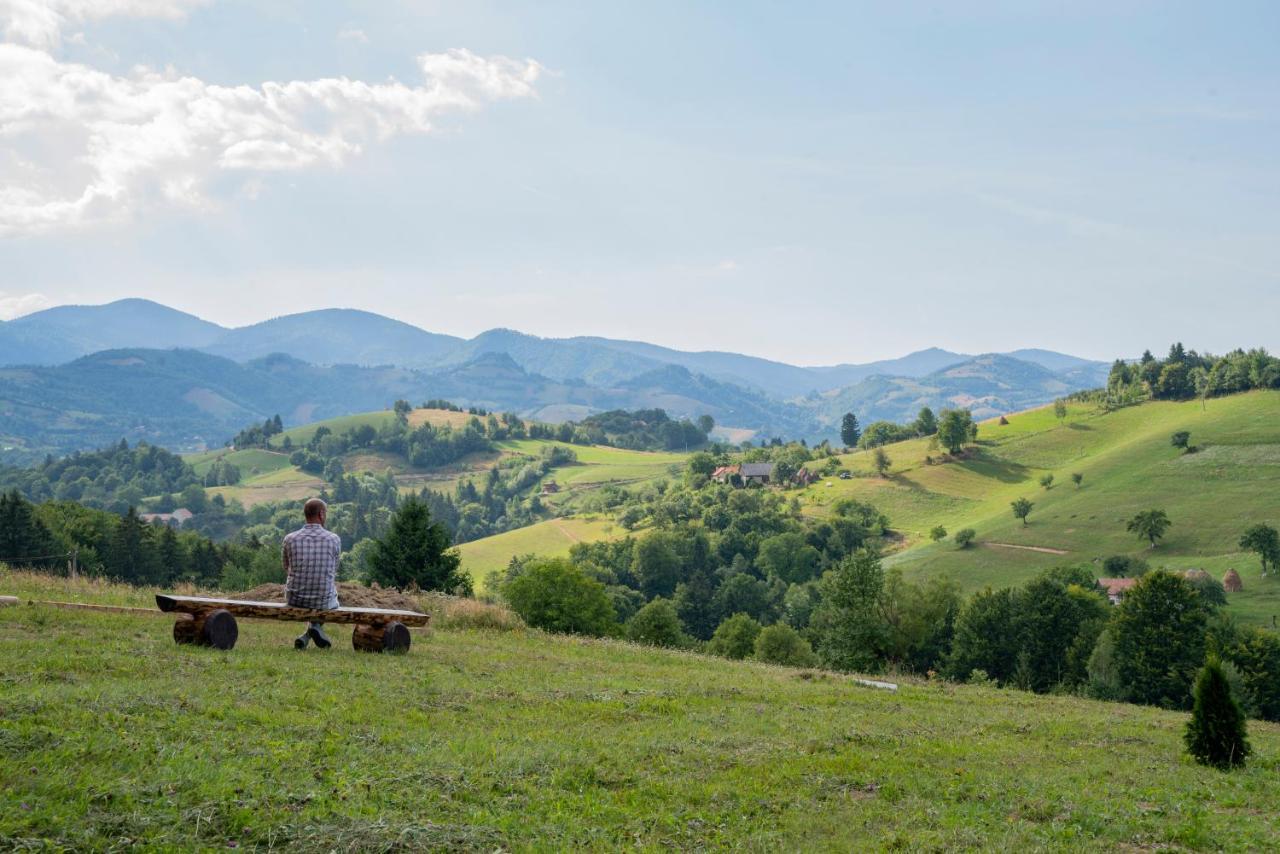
739,462,776,486
540,480,560,496
1097,577,1137,605
711,465,740,484
140,508,194,528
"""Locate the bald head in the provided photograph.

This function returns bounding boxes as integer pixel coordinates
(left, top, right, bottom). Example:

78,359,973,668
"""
304,498,327,524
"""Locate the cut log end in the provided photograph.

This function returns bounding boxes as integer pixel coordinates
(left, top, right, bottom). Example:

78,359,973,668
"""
172,609,238,650
353,621,411,654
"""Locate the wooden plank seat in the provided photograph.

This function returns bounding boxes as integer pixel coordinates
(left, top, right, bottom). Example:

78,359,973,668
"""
156,594,428,653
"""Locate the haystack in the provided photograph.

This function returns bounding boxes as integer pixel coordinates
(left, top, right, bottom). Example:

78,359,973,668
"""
1184,569,1210,582
1222,568,1244,593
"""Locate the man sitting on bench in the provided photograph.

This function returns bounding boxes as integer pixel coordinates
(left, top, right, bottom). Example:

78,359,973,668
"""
282,498,342,650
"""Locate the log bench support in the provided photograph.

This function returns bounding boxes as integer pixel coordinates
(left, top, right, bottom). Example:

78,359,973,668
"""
172,608,239,650
352,621,412,654
156,594,428,654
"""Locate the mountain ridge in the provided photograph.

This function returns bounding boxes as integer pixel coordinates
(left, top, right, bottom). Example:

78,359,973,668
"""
1,299,1106,398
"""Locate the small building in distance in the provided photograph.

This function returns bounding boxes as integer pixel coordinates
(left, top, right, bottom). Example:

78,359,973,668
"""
141,508,194,528
540,480,560,496
1097,577,1137,605
739,462,776,486
711,465,741,485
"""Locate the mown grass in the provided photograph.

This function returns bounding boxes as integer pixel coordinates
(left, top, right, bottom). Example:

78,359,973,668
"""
2,572,1279,850
457,516,622,592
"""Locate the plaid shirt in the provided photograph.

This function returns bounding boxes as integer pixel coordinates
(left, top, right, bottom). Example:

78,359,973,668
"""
283,524,341,609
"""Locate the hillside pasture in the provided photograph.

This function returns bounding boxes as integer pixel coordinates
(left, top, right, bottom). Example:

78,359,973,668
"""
457,515,623,591
206,464,325,508
2,571,1279,850
800,392,1280,626
186,447,293,479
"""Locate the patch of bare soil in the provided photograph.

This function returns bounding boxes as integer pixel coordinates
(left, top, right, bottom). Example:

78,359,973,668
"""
238,582,424,611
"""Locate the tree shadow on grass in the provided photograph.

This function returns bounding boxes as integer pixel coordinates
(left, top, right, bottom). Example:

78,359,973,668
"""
954,450,1033,484
1067,422,1093,431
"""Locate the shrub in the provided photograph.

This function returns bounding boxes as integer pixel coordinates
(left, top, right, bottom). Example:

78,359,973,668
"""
929,525,947,543
502,558,618,636
754,624,819,668
954,528,976,549
1185,658,1251,769
626,598,687,648
1102,555,1148,578
708,612,762,660
1039,473,1054,490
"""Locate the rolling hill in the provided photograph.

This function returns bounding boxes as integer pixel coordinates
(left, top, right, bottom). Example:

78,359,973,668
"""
203,308,463,366
0,299,224,366
0,348,802,463
798,390,1280,625
814,353,1109,426
2,571,1278,849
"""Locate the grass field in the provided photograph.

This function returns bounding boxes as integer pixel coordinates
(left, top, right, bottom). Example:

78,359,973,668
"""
273,408,475,448
498,439,686,488
3,571,1279,850
797,391,1280,626
457,515,623,591
185,448,294,479
206,465,325,508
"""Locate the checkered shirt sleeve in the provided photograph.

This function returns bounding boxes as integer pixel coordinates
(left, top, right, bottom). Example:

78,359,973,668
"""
283,524,341,609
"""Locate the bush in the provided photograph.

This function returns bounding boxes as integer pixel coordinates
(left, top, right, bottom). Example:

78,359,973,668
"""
954,528,976,549
1102,555,1148,578
754,624,819,667
502,558,618,636
708,612,762,660
1185,658,1251,769
929,525,947,543
626,598,687,648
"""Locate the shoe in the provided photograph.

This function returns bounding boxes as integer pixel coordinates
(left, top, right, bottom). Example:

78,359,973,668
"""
294,632,310,650
307,624,333,649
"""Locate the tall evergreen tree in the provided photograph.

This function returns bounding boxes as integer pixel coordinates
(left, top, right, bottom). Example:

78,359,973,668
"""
0,490,61,569
840,413,861,448
366,496,468,592
106,507,160,584
1185,658,1251,769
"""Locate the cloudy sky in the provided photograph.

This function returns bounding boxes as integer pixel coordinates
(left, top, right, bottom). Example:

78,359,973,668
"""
1,1,1277,364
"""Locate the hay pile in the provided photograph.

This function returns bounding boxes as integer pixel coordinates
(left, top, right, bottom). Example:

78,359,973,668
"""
1222,568,1244,593
238,581,423,612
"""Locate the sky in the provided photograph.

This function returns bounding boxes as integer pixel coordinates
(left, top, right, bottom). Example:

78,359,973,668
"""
0,1,1277,365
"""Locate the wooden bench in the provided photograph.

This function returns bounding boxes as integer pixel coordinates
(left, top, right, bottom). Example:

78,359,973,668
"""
155,594,429,653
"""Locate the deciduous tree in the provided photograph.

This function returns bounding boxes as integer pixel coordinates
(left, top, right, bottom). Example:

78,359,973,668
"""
1011,498,1034,526
1126,509,1171,548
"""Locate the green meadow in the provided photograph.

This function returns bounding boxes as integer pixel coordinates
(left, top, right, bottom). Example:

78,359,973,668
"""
797,391,1280,626
2,571,1279,850
457,515,623,591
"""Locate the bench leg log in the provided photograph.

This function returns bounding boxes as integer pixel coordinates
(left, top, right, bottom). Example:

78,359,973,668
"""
353,621,411,654
173,609,239,650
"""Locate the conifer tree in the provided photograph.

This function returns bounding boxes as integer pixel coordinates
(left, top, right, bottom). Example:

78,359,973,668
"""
366,496,468,592
0,490,60,569
1185,658,1251,769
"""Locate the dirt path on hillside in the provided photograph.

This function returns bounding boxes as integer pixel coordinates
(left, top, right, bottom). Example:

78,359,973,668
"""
552,520,582,544
984,542,1070,555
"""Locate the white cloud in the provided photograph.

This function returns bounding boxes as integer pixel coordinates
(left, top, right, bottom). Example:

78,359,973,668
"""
0,43,544,234
0,290,53,318
1,0,208,48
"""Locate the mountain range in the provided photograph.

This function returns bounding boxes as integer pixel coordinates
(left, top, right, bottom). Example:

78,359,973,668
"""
0,299,1111,462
